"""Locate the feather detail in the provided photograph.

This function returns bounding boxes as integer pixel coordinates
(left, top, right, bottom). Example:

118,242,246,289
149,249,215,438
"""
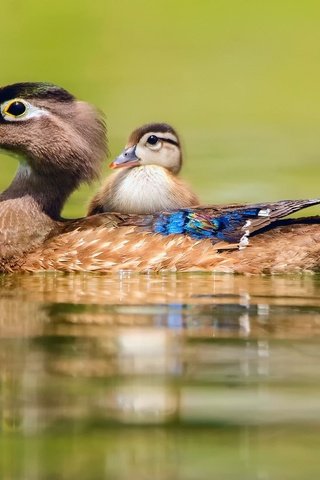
120,199,320,244
19,218,320,274
17,198,320,274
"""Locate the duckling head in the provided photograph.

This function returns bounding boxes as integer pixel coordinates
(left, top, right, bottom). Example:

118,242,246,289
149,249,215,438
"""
0,82,107,187
110,122,182,174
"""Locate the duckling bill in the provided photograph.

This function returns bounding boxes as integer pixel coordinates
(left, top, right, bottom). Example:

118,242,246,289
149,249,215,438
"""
109,144,140,169
88,123,200,215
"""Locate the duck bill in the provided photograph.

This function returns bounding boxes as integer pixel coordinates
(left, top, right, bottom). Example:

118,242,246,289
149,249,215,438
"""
109,145,141,169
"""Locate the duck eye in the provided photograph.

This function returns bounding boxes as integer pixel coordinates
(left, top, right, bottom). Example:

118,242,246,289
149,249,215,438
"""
147,135,159,145
4,100,27,117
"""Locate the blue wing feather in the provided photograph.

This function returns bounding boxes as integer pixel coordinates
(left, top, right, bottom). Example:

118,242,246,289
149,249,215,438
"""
153,208,262,242
128,199,320,245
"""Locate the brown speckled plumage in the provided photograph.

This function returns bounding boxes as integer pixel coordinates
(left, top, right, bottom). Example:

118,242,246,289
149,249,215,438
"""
19,217,320,274
226,220,320,274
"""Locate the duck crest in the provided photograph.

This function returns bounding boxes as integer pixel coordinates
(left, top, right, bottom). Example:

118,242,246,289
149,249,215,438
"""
0,82,75,104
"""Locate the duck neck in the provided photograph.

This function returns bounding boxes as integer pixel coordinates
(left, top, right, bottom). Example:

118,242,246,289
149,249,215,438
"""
0,162,77,220
0,162,79,265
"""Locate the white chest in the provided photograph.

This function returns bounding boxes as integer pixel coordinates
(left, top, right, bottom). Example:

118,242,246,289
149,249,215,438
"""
111,166,175,214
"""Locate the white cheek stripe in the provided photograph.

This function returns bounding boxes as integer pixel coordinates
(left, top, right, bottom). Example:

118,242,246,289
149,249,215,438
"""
0,99,49,122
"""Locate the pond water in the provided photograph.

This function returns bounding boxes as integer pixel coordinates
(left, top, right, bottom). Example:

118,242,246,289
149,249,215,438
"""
1,272,320,479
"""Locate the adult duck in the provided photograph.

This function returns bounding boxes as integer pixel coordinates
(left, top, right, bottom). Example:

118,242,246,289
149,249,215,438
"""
88,122,199,215
0,82,319,274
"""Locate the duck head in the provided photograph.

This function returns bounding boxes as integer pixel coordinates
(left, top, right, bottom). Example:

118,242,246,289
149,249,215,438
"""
0,82,108,262
110,123,182,174
0,82,107,187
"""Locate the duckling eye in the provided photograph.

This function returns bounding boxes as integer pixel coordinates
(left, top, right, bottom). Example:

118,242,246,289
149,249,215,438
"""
147,135,159,145
4,100,27,117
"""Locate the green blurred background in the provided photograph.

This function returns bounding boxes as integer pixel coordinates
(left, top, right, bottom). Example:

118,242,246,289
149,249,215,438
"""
2,0,320,216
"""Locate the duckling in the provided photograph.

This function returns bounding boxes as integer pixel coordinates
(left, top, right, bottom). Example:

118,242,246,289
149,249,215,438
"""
0,82,320,274
87,123,199,215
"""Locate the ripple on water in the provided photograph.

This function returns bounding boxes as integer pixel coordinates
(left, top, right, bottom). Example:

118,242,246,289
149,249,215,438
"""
1,272,320,478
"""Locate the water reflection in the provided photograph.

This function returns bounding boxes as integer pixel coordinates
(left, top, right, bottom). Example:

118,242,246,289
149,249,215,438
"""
1,272,320,478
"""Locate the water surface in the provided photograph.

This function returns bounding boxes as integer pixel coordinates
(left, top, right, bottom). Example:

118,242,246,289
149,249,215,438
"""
1,272,320,479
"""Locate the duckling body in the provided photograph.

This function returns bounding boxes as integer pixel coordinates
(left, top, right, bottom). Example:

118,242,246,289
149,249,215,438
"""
88,123,199,215
0,82,319,275
90,165,199,215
